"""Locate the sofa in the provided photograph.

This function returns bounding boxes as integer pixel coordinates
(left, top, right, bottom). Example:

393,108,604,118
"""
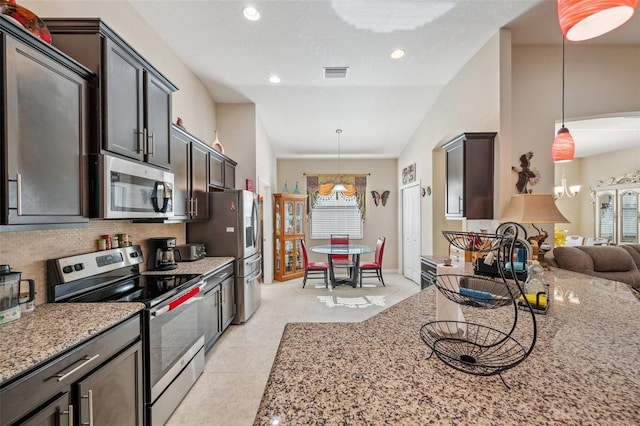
544,245,640,289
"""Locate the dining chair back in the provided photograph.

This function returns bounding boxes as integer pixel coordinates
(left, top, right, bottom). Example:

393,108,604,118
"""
359,236,386,287
300,239,329,288
330,234,355,278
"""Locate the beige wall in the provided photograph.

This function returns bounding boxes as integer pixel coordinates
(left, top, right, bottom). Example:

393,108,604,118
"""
23,0,218,144
398,32,504,257
276,159,398,270
513,44,640,243
216,103,257,188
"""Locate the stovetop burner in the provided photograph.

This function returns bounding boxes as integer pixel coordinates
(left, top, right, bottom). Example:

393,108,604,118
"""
47,245,202,306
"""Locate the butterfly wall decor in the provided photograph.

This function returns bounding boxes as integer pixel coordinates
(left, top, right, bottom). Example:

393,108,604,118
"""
371,190,391,207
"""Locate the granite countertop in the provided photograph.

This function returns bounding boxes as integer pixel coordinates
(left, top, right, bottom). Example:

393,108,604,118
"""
255,268,640,425
143,257,234,275
0,303,144,385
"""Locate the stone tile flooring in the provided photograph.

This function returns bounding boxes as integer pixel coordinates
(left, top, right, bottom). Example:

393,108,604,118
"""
166,273,421,426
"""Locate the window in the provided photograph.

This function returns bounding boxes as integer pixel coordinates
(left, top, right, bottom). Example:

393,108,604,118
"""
310,192,363,239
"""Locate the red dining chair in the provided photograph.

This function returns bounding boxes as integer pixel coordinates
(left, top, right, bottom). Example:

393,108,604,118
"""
359,236,386,287
301,239,329,288
330,234,355,279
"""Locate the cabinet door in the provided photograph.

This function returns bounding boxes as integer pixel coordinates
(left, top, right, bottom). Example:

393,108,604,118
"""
203,286,221,350
169,128,190,220
144,71,172,169
191,143,209,219
596,191,616,242
103,37,144,160
4,34,89,225
221,276,235,330
20,392,72,426
618,189,639,244
76,341,143,426
445,140,464,217
224,161,236,189
209,151,224,188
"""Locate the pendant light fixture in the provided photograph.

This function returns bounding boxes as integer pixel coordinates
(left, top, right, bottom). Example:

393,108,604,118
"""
551,38,575,163
558,0,638,41
334,129,347,193
554,166,581,199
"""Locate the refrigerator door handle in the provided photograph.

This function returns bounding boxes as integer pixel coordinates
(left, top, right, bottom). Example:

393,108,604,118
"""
246,269,262,283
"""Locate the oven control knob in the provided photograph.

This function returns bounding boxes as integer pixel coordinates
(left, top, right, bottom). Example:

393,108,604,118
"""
63,266,73,274
74,263,84,271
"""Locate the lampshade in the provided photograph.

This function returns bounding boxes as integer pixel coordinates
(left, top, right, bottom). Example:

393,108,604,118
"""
558,0,638,41
501,193,570,224
551,127,575,162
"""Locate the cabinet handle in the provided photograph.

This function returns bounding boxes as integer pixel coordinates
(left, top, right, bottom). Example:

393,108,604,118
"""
16,173,22,216
52,354,100,382
193,198,198,216
61,404,73,426
151,132,155,156
135,129,144,154
81,389,94,426
222,286,226,304
458,196,463,213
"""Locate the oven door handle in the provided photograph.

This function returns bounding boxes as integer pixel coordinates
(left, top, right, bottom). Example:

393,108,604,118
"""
151,282,204,317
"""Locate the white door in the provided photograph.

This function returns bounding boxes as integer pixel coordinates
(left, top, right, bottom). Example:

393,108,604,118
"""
402,183,421,283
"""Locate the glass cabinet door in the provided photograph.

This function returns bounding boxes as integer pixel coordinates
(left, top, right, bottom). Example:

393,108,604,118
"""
596,191,615,242
274,202,281,236
285,201,294,235
619,189,639,244
295,201,303,234
285,239,294,272
294,239,302,270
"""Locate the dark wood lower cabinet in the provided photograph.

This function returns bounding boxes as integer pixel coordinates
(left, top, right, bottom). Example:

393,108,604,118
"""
0,316,142,426
75,342,143,426
20,392,71,426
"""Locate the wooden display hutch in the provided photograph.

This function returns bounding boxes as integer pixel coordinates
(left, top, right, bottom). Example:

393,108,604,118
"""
273,193,307,281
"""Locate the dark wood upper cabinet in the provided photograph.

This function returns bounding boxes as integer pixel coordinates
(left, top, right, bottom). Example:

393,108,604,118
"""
443,132,496,220
43,18,177,169
209,149,237,190
1,17,92,226
170,125,209,221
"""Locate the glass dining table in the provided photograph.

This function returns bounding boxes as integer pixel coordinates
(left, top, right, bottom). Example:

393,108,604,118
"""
311,244,375,288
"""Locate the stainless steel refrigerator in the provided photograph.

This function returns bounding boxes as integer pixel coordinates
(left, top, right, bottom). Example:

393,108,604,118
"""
187,190,262,323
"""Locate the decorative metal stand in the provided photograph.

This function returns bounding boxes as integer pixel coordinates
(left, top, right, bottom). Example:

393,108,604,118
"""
420,223,537,388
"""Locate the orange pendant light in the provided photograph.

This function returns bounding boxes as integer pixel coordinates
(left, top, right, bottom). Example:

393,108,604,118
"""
558,0,638,41
552,127,575,162
552,38,575,163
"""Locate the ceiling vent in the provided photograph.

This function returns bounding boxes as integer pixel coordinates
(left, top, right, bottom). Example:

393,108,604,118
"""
324,67,349,79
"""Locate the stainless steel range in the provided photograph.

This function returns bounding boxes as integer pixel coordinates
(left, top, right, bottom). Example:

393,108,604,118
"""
48,245,205,425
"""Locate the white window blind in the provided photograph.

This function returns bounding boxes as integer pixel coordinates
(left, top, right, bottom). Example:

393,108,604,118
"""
310,192,363,239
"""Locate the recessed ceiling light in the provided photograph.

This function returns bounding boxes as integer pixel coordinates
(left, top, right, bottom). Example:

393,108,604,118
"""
269,75,281,84
243,6,260,21
390,49,406,59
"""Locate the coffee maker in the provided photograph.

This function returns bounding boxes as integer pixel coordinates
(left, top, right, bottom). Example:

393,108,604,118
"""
148,237,178,271
0,265,35,324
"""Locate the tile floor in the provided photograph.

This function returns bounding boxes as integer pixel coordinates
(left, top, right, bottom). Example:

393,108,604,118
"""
166,273,421,426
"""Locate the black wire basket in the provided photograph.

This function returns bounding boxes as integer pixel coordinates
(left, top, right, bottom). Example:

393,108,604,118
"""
441,231,509,253
420,320,528,376
435,274,521,309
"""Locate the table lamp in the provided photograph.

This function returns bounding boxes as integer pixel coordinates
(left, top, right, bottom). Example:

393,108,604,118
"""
501,193,570,258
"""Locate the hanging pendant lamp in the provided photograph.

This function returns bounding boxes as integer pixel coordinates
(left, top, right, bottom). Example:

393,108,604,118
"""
333,129,347,193
552,38,575,163
558,0,638,41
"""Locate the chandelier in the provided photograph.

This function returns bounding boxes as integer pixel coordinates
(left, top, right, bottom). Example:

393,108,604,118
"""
554,167,581,199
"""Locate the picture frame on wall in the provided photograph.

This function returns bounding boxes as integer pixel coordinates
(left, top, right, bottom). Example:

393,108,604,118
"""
402,163,416,185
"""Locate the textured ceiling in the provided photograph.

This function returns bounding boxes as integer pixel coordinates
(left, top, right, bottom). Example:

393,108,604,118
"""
127,0,639,159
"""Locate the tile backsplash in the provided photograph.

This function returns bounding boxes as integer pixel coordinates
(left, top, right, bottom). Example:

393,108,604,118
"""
0,220,186,305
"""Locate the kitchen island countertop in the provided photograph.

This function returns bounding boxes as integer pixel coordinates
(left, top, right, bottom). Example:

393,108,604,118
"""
0,302,144,384
255,266,640,425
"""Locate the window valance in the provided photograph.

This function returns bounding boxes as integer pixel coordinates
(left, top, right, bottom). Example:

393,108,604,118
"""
306,174,368,219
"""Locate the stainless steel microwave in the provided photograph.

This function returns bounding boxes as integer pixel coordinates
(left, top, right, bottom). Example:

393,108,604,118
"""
91,154,174,219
